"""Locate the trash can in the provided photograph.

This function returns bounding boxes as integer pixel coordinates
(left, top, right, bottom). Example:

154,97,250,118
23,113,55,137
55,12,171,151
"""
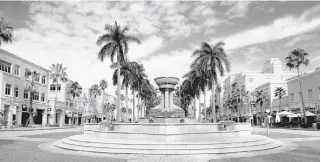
312,123,317,131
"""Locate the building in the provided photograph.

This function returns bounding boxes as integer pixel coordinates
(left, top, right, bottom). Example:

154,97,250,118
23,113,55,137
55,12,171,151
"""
286,67,320,114
48,79,82,126
222,58,297,116
0,49,50,127
255,80,289,113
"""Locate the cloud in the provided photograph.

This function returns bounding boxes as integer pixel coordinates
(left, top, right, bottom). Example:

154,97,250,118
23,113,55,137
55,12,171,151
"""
216,6,320,50
226,1,252,19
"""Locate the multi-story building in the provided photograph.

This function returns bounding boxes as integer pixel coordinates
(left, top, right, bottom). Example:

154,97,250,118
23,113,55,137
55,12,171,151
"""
222,58,297,116
255,80,289,113
48,79,82,126
0,49,50,127
287,67,320,114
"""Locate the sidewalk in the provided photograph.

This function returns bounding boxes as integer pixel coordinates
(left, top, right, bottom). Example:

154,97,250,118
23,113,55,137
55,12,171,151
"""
0,126,78,132
252,125,318,131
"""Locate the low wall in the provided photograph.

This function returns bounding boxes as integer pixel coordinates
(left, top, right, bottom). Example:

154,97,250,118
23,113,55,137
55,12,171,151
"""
83,123,252,142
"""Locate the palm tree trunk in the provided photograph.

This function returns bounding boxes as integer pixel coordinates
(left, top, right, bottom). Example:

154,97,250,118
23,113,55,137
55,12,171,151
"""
27,93,34,126
125,86,129,122
236,99,240,123
260,103,264,125
132,90,135,122
54,83,58,125
204,86,207,122
116,55,121,122
194,96,197,118
211,76,216,122
297,68,307,124
198,95,201,122
279,97,282,112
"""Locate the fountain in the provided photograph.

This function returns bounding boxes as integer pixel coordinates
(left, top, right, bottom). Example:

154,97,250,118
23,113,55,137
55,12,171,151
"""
52,77,283,157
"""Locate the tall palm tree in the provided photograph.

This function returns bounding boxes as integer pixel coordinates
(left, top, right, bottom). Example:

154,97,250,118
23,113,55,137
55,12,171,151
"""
285,49,310,124
67,81,82,100
97,21,141,122
0,17,13,47
255,90,269,125
99,79,108,120
274,87,286,112
191,41,231,122
49,63,68,125
25,70,38,126
89,84,101,121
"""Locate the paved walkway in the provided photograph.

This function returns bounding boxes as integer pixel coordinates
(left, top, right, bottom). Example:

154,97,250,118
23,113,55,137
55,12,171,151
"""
0,126,77,131
252,127,320,137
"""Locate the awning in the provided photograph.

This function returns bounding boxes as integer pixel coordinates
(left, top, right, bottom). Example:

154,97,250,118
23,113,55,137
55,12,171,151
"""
278,111,294,117
299,111,316,117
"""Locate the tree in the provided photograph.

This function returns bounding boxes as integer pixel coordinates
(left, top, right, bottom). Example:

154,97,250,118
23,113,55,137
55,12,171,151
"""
97,21,141,122
25,70,38,126
99,79,108,120
274,87,286,112
67,81,82,100
285,49,310,124
49,63,68,125
215,84,222,118
255,90,269,125
0,17,13,47
191,41,231,122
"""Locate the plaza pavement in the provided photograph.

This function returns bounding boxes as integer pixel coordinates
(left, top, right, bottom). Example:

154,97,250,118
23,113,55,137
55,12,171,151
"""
0,126,319,162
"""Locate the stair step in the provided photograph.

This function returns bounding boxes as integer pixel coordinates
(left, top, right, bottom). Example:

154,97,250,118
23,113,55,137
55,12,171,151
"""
69,134,267,145
54,139,282,155
62,138,273,150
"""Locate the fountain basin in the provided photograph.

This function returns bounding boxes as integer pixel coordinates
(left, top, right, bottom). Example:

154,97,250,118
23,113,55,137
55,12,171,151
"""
83,123,252,142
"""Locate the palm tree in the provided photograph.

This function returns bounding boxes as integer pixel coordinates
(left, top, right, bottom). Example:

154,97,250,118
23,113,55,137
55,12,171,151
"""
274,87,286,112
49,63,68,125
89,84,102,122
99,79,108,120
25,70,38,126
0,17,13,47
255,90,269,125
191,41,231,122
285,49,310,124
97,21,141,122
66,81,82,119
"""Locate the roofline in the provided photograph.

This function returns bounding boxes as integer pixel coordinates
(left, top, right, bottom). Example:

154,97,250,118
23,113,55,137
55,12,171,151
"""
0,48,50,72
286,68,320,83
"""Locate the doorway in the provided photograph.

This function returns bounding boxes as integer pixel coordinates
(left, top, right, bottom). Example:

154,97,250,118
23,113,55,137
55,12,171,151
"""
34,109,44,125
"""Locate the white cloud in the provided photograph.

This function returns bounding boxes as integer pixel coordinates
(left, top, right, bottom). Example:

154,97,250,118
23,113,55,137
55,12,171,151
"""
226,1,252,19
217,6,320,50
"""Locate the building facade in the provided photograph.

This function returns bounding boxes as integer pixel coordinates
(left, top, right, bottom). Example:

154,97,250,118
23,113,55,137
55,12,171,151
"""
222,58,297,116
0,49,50,127
287,67,320,114
48,79,82,126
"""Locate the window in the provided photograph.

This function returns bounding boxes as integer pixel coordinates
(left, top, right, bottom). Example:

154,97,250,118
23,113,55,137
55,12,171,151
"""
14,87,18,97
290,93,294,102
50,84,56,91
24,90,28,99
32,92,39,101
0,60,11,73
41,76,46,84
25,69,30,79
33,74,40,82
249,78,253,83
5,84,11,96
57,84,61,91
14,65,20,76
308,89,313,99
41,93,45,102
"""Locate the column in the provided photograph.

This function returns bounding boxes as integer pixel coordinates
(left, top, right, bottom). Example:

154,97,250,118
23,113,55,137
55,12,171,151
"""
42,111,47,126
165,90,169,109
161,91,165,109
68,117,72,126
16,106,22,126
8,106,13,128
75,117,79,125
59,111,65,127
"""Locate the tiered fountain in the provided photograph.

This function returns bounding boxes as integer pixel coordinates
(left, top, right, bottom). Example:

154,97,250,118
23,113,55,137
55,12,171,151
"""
53,77,283,156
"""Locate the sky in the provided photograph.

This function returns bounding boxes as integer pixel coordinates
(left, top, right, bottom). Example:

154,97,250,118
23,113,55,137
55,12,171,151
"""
0,1,320,97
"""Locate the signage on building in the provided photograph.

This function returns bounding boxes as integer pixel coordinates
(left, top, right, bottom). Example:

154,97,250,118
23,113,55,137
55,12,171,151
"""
47,108,52,112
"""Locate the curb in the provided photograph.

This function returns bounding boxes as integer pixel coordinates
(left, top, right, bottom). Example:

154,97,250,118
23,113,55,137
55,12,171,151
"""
0,126,78,132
